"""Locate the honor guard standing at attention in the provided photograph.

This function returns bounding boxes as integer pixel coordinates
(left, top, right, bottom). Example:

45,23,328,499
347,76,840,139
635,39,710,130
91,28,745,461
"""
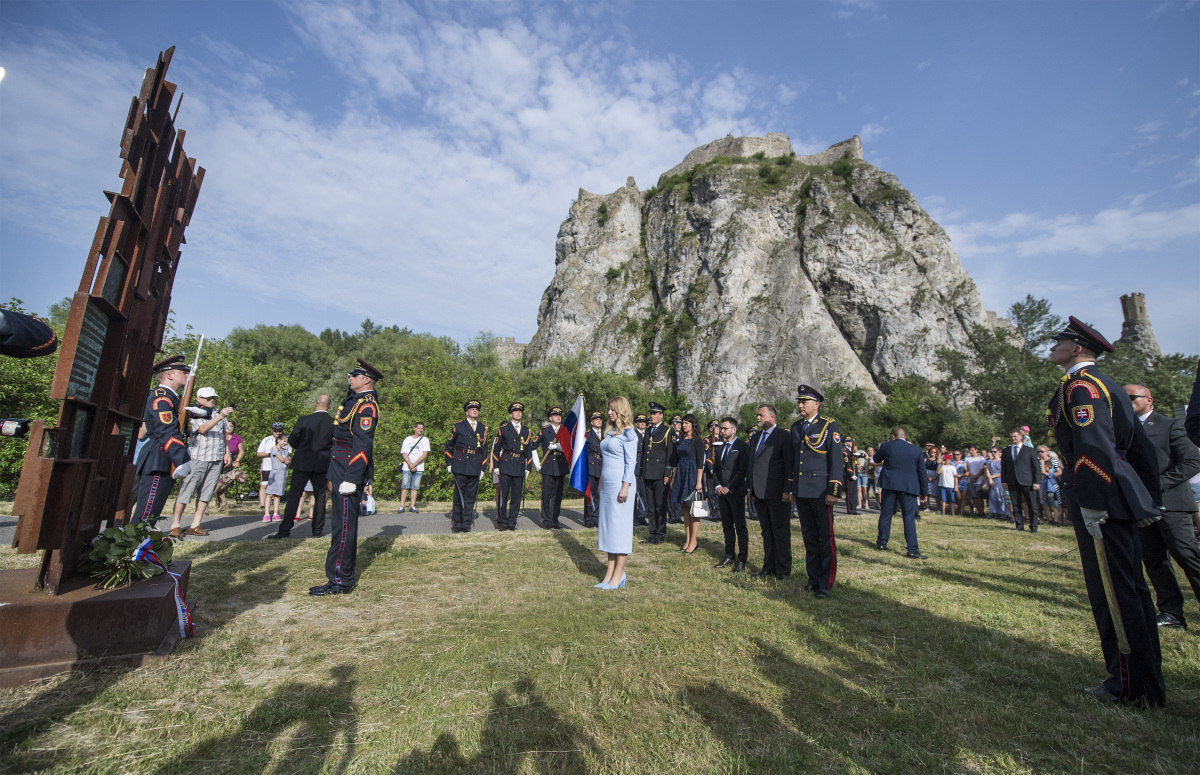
633,413,650,526
311,359,381,596
788,385,846,598
583,411,604,528
1047,317,1165,706
490,401,537,531
640,402,675,544
133,355,193,524
538,407,569,529
446,399,488,533
667,415,685,524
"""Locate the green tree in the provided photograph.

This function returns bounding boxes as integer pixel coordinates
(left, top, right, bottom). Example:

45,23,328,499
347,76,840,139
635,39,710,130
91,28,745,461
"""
1100,344,1197,415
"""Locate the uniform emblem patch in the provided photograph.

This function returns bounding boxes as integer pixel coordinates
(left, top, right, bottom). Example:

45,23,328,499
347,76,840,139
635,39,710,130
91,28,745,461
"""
360,417,372,431
159,411,173,424
833,432,841,444
1073,405,1094,427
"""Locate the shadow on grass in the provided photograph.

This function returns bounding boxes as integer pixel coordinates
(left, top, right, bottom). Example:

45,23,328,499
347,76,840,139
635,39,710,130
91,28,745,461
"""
150,664,358,774
552,530,606,580
394,677,599,774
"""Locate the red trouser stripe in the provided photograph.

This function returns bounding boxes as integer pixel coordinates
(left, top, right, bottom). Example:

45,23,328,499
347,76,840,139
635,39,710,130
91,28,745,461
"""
827,505,837,590
334,495,348,585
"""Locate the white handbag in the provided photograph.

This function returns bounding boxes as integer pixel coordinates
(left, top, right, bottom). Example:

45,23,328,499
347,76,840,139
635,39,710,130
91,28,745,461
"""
692,497,709,519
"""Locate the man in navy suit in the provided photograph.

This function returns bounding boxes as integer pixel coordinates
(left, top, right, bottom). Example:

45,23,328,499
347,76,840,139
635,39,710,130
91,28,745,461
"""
872,427,927,559
747,404,796,579
1001,428,1042,532
712,416,751,572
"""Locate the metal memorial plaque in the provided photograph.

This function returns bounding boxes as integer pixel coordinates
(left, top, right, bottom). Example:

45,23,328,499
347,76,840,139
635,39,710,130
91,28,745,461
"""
65,301,109,402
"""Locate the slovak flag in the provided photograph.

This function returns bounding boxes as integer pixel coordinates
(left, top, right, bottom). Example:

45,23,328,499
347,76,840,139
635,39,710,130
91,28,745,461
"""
563,394,589,498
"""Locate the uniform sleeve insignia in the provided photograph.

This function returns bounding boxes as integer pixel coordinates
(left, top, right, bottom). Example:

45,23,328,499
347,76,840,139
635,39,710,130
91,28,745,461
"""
359,403,377,418
360,416,373,431
159,411,173,424
833,432,841,444
1068,380,1102,400
1076,454,1112,484
1072,405,1094,427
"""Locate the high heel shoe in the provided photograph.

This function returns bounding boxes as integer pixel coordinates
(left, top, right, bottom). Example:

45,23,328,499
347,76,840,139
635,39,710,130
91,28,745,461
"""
683,547,696,555
601,573,626,590
594,579,611,589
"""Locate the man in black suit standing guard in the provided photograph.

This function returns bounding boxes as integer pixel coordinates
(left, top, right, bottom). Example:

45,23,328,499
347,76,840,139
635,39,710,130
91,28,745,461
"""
633,413,649,526
1124,383,1200,630
873,427,927,559
712,416,750,572
1001,428,1042,531
445,399,488,533
640,402,674,544
268,395,334,540
490,401,537,532
1048,317,1163,706
747,404,795,579
133,355,193,524
789,385,846,597
310,359,381,596
583,411,604,528
536,407,569,529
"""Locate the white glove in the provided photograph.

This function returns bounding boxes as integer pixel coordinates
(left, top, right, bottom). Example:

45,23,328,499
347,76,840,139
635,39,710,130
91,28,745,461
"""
1080,507,1107,539
549,442,561,451
339,481,357,495
447,465,452,474
171,462,191,480
1136,512,1164,528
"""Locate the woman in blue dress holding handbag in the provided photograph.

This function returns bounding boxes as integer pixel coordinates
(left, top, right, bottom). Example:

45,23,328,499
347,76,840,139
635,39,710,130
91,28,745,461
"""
595,396,638,591
668,413,707,554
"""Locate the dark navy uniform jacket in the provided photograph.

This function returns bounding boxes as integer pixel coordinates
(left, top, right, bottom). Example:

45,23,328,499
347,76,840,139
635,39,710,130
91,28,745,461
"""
0,310,58,358
136,386,190,474
446,418,489,475
788,415,846,500
327,390,378,486
639,423,674,479
1049,365,1160,520
538,424,570,477
491,421,537,477
586,428,603,477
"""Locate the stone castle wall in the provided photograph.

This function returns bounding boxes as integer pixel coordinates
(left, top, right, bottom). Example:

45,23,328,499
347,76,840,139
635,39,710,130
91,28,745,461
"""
661,133,863,181
493,336,527,364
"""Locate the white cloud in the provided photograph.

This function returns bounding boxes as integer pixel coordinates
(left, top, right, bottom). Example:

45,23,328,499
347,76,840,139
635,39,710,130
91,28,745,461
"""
917,59,931,72
1177,155,1200,187
859,120,887,142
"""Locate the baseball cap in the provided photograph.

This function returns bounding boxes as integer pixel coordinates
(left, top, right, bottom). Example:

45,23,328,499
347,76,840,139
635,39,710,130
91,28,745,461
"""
196,387,218,399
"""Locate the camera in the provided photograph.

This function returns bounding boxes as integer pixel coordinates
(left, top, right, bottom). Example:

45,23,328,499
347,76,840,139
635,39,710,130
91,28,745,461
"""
2,419,32,439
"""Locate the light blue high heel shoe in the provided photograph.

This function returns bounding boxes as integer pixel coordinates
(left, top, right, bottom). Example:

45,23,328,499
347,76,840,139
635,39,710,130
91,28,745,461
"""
594,579,610,589
601,573,626,591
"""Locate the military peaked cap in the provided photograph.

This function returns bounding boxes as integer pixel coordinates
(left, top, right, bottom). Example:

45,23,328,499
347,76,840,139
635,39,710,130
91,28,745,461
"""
464,399,482,411
1050,316,1115,354
588,411,602,421
648,402,666,413
671,415,682,423
796,384,824,402
634,413,647,422
508,401,525,413
548,406,563,417
348,358,384,381
153,354,190,374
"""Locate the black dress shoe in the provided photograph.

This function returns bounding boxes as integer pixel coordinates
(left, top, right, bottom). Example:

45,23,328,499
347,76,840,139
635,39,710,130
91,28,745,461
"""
309,583,355,597
776,573,789,581
803,581,817,592
639,539,651,544
1156,611,1187,629
733,561,746,572
905,552,928,560
814,589,830,599
311,532,324,538
715,557,734,568
758,569,771,578
874,543,886,551
263,533,288,540
1077,683,1120,703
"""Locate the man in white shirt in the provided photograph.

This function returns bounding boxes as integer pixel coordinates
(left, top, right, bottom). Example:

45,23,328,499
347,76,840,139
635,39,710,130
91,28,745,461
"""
167,386,233,538
964,446,988,517
399,422,430,514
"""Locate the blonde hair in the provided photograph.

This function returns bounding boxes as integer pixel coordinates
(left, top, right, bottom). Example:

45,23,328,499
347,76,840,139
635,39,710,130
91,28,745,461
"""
604,396,633,436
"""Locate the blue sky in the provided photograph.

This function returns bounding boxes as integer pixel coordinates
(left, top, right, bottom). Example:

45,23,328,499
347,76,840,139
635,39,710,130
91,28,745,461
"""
1,0,1197,353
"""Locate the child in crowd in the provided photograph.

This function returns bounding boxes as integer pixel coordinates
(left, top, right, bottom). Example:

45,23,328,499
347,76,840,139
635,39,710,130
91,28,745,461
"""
263,433,291,522
937,454,957,515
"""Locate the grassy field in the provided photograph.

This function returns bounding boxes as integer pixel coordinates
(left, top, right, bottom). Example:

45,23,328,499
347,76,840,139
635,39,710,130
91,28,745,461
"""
1,512,1197,774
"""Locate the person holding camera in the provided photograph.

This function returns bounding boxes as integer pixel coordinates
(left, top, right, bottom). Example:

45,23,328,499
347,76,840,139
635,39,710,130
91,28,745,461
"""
166,386,233,538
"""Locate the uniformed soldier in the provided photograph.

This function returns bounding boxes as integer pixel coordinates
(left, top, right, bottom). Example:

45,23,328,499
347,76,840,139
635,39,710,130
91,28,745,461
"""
705,420,722,522
633,413,650,526
132,355,193,525
538,407,569,529
0,309,58,358
445,399,488,533
788,385,846,599
583,411,604,528
490,401,538,531
310,358,381,596
667,415,684,524
639,402,675,544
1047,317,1164,706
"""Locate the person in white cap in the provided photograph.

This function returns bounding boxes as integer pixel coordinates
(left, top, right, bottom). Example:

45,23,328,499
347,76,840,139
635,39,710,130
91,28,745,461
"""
167,386,234,538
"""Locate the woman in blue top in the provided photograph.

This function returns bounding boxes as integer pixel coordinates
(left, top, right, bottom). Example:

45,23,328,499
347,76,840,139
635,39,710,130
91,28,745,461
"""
595,396,639,590
668,413,707,554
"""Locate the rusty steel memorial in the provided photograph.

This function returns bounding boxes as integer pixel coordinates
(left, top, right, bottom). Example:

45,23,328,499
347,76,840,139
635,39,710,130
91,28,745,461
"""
0,48,205,685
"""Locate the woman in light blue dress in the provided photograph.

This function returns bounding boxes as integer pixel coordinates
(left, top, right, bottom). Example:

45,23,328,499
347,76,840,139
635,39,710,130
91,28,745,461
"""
595,396,638,591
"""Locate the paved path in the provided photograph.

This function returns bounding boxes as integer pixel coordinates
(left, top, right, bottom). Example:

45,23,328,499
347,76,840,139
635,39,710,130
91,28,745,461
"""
0,499,879,546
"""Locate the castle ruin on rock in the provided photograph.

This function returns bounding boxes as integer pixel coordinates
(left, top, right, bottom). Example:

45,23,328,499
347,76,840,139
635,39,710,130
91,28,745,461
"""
527,133,1007,413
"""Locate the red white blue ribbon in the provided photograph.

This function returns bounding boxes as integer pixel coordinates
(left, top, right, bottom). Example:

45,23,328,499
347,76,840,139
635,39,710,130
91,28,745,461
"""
132,538,194,639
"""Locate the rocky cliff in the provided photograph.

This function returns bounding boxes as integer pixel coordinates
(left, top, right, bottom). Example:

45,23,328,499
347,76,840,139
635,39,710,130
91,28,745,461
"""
527,134,1003,412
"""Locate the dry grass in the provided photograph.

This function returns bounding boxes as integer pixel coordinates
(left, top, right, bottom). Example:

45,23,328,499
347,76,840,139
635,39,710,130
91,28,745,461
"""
1,513,1197,774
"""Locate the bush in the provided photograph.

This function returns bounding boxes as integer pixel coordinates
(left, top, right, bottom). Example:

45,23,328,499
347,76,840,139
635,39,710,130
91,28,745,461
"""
596,201,609,227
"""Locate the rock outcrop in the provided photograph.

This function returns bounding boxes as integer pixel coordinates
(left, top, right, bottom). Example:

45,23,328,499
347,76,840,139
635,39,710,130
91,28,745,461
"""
527,134,1004,412
1117,292,1162,365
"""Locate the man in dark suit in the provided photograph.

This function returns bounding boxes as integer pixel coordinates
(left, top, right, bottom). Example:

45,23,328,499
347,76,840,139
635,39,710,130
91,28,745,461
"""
1048,317,1163,706
490,401,538,531
712,416,750,572
1001,428,1042,531
268,395,334,539
640,402,674,544
1187,358,1200,447
583,411,604,528
633,414,649,526
538,407,569,529
789,385,846,597
747,404,795,579
1125,384,1200,629
445,399,489,533
872,427,927,559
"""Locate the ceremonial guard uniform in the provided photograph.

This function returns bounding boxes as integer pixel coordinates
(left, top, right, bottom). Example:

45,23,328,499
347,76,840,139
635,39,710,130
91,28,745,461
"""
538,408,569,529
633,414,650,526
491,402,537,531
667,416,684,524
1048,317,1164,706
445,400,488,532
133,355,192,524
583,412,604,528
640,403,675,543
788,385,846,598
705,423,722,522
313,359,381,596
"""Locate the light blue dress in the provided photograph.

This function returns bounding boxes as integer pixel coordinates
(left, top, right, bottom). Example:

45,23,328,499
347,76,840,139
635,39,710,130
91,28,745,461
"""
598,426,638,554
